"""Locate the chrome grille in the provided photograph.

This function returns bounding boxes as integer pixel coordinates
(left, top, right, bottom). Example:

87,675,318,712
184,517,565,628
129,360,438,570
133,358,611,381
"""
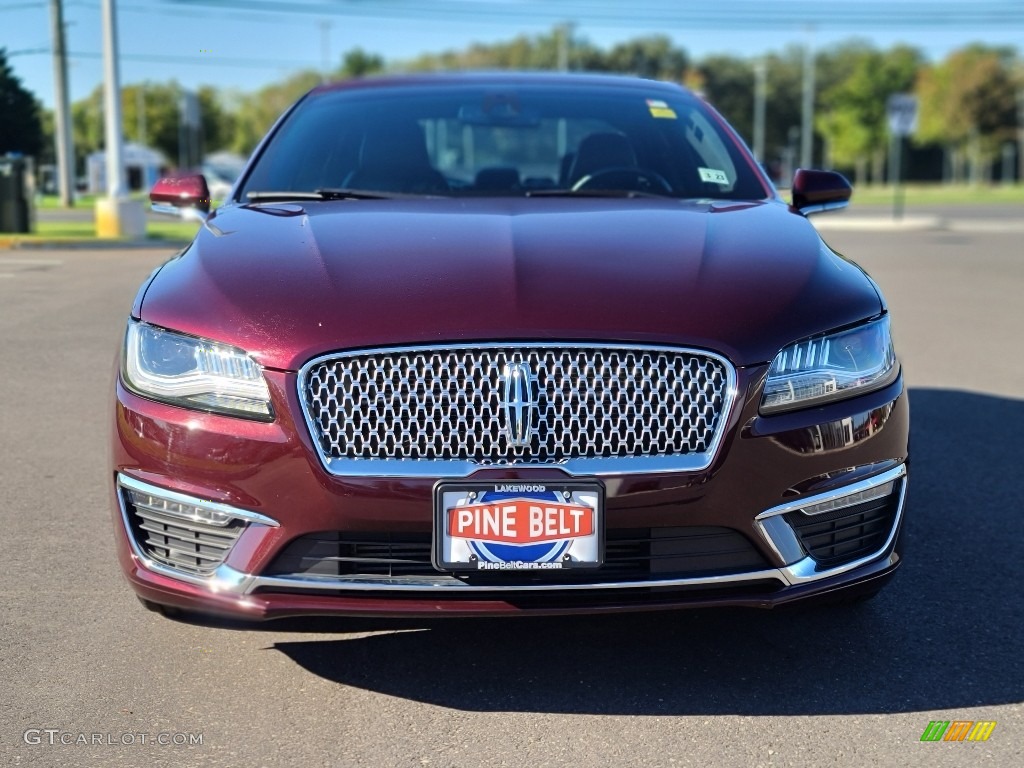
123,488,244,576
300,344,733,473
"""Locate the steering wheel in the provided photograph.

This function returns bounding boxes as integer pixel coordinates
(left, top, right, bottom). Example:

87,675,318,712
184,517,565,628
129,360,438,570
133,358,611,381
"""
571,167,673,194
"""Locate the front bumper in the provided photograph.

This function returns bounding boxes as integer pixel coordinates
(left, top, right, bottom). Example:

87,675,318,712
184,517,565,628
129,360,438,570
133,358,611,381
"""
111,367,910,619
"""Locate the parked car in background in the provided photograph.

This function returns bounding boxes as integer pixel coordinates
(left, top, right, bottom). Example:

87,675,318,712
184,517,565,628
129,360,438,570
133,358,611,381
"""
112,73,908,620
200,151,246,200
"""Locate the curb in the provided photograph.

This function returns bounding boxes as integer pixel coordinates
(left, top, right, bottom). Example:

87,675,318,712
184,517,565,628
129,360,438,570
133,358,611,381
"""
0,237,189,250
811,215,945,232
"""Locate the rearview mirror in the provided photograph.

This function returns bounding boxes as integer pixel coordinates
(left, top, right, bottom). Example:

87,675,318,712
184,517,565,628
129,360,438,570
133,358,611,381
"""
790,169,852,216
150,174,211,220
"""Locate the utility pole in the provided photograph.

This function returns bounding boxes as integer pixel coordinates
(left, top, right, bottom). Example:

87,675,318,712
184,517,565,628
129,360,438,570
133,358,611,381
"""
753,58,767,164
800,27,815,170
319,19,331,83
49,0,75,207
1017,85,1024,184
891,133,904,219
178,90,199,169
178,91,187,169
97,0,144,237
886,93,917,221
102,0,125,199
136,85,146,148
556,22,575,72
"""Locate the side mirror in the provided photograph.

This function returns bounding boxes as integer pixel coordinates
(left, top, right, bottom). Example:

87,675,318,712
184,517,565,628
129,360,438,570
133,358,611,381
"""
150,174,211,220
791,169,852,216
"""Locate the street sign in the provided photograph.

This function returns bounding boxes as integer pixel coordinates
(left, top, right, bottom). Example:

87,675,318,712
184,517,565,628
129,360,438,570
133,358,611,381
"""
179,90,200,128
887,94,918,137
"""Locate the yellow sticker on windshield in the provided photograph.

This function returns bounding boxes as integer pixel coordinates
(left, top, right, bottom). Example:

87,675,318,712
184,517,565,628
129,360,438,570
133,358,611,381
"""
646,99,677,119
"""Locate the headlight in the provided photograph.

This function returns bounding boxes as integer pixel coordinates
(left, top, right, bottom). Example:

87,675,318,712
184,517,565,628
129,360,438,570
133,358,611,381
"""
760,316,897,414
122,320,273,420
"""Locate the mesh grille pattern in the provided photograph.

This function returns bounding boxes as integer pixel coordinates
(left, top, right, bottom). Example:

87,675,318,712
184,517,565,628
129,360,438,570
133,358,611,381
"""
302,346,729,465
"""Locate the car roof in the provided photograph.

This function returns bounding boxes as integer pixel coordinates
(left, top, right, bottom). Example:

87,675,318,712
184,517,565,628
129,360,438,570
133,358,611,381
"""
309,71,694,98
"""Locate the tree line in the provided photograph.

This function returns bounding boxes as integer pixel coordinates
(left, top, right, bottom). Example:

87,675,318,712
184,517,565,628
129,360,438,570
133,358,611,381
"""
3,31,1021,186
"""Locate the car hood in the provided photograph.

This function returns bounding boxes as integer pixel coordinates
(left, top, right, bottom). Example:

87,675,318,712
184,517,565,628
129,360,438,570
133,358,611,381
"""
139,198,881,371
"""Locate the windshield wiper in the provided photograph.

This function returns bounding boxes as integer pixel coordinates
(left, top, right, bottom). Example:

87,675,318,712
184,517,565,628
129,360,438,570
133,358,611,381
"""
315,187,400,200
525,188,674,199
245,188,396,202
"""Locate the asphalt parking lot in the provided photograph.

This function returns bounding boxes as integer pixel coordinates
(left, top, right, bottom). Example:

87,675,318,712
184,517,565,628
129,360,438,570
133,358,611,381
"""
2,211,1022,767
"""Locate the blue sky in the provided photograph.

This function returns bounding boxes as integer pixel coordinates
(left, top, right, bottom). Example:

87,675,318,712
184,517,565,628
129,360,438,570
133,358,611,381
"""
3,0,1022,108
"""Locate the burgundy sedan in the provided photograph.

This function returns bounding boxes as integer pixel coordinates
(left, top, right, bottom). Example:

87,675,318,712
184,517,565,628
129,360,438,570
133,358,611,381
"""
112,73,908,620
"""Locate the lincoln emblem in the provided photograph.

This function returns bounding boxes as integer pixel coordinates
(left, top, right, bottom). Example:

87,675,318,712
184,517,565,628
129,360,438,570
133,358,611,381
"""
500,361,534,448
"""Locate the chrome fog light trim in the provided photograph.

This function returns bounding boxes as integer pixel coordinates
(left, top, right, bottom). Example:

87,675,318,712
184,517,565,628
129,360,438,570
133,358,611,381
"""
116,474,275,587
755,464,907,583
117,474,279,528
756,464,906,524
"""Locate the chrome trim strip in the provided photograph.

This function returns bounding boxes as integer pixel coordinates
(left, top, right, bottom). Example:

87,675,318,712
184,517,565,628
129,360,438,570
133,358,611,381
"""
757,516,805,565
296,341,739,478
754,464,907,522
242,568,783,594
794,481,893,517
115,480,782,594
116,467,908,599
151,202,208,223
801,200,849,216
778,471,907,585
782,548,900,584
117,473,280,528
116,483,256,592
116,478,782,595
319,454,733,479
751,463,907,582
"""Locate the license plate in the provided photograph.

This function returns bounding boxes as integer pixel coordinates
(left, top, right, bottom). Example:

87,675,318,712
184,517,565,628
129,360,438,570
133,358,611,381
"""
433,480,604,572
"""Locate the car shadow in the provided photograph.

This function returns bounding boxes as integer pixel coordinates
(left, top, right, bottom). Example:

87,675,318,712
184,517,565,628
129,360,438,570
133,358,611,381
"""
267,388,1023,715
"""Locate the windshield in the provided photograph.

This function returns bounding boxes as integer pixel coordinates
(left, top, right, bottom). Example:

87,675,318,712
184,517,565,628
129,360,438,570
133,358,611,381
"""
239,82,769,201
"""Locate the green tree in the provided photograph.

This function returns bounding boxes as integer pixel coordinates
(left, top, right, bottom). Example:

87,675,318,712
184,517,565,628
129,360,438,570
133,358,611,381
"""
122,82,181,162
760,47,805,176
73,81,237,171
228,70,322,155
197,85,232,155
71,86,103,169
38,103,55,166
816,44,923,184
339,48,384,78
0,48,44,157
697,41,916,181
694,55,754,145
917,44,1020,183
403,28,602,72
600,36,688,82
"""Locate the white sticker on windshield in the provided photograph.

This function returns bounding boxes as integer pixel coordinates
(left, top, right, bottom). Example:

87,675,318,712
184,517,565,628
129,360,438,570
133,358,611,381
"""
699,167,730,185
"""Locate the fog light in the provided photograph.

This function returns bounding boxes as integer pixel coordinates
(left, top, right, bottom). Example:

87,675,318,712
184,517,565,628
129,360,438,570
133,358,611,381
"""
117,474,280,529
126,489,235,526
798,481,894,516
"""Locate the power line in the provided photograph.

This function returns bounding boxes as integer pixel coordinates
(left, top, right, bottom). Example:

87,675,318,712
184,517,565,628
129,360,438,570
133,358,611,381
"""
160,0,1024,28
10,48,321,70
